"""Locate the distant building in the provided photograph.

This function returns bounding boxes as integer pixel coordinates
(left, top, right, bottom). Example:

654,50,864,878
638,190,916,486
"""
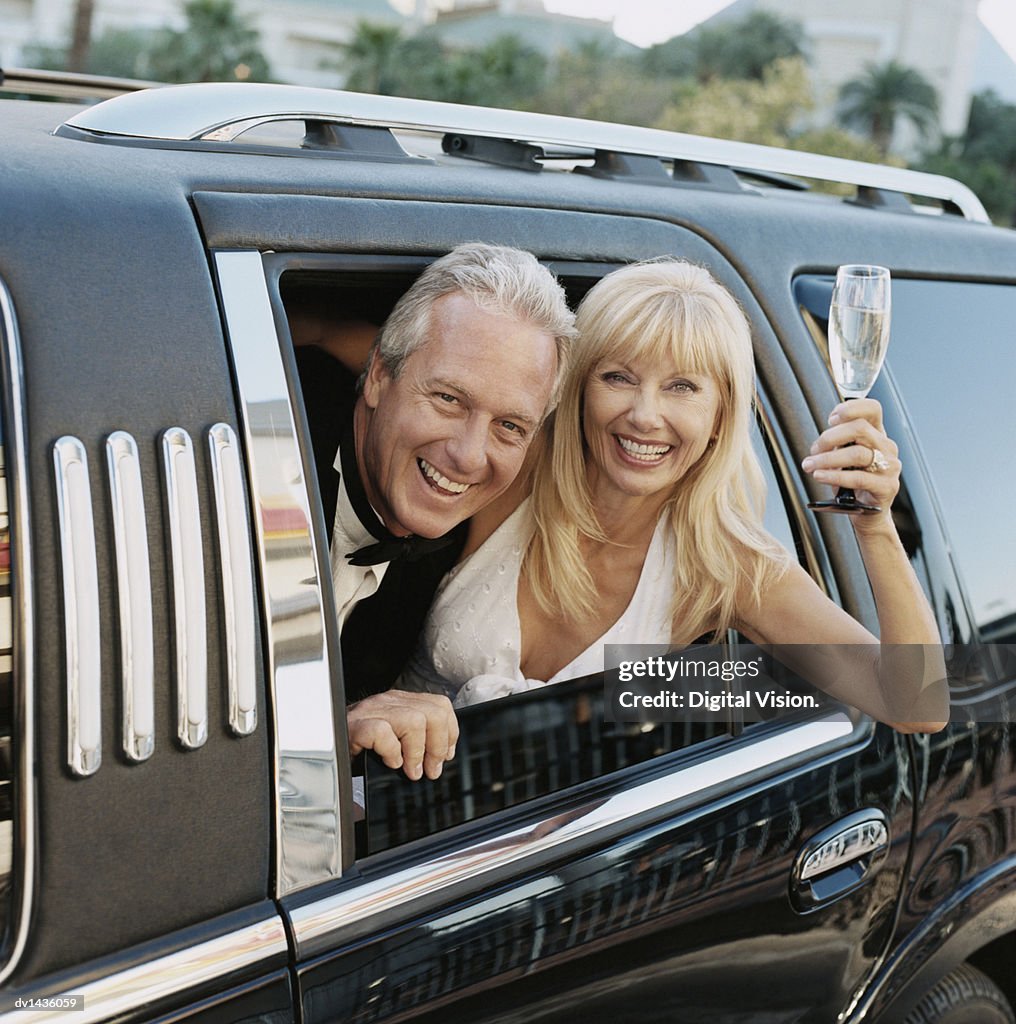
426,0,637,58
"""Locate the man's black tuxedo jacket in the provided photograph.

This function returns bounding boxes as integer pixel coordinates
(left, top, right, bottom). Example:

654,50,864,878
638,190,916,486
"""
296,347,466,702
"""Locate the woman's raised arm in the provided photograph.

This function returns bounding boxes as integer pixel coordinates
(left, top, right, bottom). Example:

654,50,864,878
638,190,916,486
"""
738,398,948,732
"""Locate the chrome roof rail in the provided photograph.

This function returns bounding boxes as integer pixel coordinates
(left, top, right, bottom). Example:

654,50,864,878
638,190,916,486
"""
62,81,990,223
1,66,158,101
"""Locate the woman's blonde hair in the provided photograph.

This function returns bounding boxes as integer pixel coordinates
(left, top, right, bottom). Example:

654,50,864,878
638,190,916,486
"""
524,259,789,644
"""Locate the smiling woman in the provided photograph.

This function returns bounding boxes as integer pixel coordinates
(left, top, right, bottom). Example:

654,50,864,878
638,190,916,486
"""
527,260,772,648
582,360,720,501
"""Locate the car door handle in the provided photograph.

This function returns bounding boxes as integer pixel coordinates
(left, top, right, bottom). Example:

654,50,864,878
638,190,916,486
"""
790,809,889,912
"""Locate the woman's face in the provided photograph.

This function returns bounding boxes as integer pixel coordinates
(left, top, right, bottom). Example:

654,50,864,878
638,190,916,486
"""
582,351,722,503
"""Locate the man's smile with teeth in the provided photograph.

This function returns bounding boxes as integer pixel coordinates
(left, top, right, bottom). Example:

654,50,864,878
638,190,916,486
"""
419,458,471,494
616,436,673,461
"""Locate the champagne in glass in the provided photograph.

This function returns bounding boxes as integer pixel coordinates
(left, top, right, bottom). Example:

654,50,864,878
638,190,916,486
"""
808,264,891,515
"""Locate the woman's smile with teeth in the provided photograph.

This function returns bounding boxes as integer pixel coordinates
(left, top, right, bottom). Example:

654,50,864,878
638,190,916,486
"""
616,436,673,461
419,458,471,494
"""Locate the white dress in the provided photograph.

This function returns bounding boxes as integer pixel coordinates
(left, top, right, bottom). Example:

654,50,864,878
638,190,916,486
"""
401,498,677,707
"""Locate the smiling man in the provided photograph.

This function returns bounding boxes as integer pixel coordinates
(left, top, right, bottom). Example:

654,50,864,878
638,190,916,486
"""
328,244,576,782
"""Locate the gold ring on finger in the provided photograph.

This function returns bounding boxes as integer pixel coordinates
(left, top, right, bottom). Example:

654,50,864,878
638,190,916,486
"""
867,448,890,474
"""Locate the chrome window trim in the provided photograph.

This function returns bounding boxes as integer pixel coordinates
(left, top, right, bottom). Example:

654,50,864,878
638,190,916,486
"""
213,250,342,894
5,914,289,1024
291,714,856,958
208,424,258,737
0,279,36,986
105,432,155,762
62,84,988,222
160,428,208,751
53,437,102,777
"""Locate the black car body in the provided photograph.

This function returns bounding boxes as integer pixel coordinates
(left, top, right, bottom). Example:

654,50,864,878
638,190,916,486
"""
0,71,1014,1024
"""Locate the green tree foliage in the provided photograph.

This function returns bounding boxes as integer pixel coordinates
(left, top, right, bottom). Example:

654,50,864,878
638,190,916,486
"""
23,0,268,83
533,47,671,125
340,21,404,94
419,33,546,107
472,34,546,106
962,89,1016,171
655,57,811,146
790,126,898,165
21,27,157,78
146,0,272,83
340,28,545,109
643,10,805,83
837,60,939,156
365,34,444,97
919,151,1015,226
85,28,158,79
17,42,70,72
916,90,1016,226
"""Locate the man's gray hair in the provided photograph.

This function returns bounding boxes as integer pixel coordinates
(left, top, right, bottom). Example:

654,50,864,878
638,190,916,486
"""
368,242,576,411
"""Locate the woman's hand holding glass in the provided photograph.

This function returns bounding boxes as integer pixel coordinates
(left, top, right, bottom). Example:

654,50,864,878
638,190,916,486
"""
808,264,892,514
801,398,900,531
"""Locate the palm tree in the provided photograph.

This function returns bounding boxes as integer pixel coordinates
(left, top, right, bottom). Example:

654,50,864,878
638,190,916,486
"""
147,0,271,82
340,22,404,95
474,34,546,107
837,60,939,156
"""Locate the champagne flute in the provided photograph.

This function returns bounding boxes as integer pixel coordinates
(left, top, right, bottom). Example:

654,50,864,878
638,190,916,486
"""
808,264,891,515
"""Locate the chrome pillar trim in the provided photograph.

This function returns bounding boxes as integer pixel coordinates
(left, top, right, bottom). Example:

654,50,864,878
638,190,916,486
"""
208,424,257,737
5,915,289,1024
213,250,341,894
0,279,37,985
53,437,102,777
291,715,856,956
160,428,208,750
106,432,155,762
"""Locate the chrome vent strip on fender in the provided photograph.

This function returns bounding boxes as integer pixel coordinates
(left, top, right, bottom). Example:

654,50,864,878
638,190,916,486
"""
208,424,257,737
161,428,208,750
0,279,36,986
53,437,102,777
213,250,341,894
106,432,155,762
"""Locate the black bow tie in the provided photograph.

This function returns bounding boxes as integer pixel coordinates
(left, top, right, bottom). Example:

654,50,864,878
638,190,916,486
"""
339,422,458,567
346,533,457,567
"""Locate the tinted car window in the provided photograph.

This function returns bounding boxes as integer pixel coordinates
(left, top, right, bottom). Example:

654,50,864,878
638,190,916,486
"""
888,280,1016,644
364,677,729,852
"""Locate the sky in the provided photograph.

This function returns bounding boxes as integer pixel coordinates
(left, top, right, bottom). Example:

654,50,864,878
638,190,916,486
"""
542,0,1016,62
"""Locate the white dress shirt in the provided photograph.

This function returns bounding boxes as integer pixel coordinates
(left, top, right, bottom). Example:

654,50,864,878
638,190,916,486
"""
329,446,390,629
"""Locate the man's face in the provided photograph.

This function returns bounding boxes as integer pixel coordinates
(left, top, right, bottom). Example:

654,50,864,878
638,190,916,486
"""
358,291,558,538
